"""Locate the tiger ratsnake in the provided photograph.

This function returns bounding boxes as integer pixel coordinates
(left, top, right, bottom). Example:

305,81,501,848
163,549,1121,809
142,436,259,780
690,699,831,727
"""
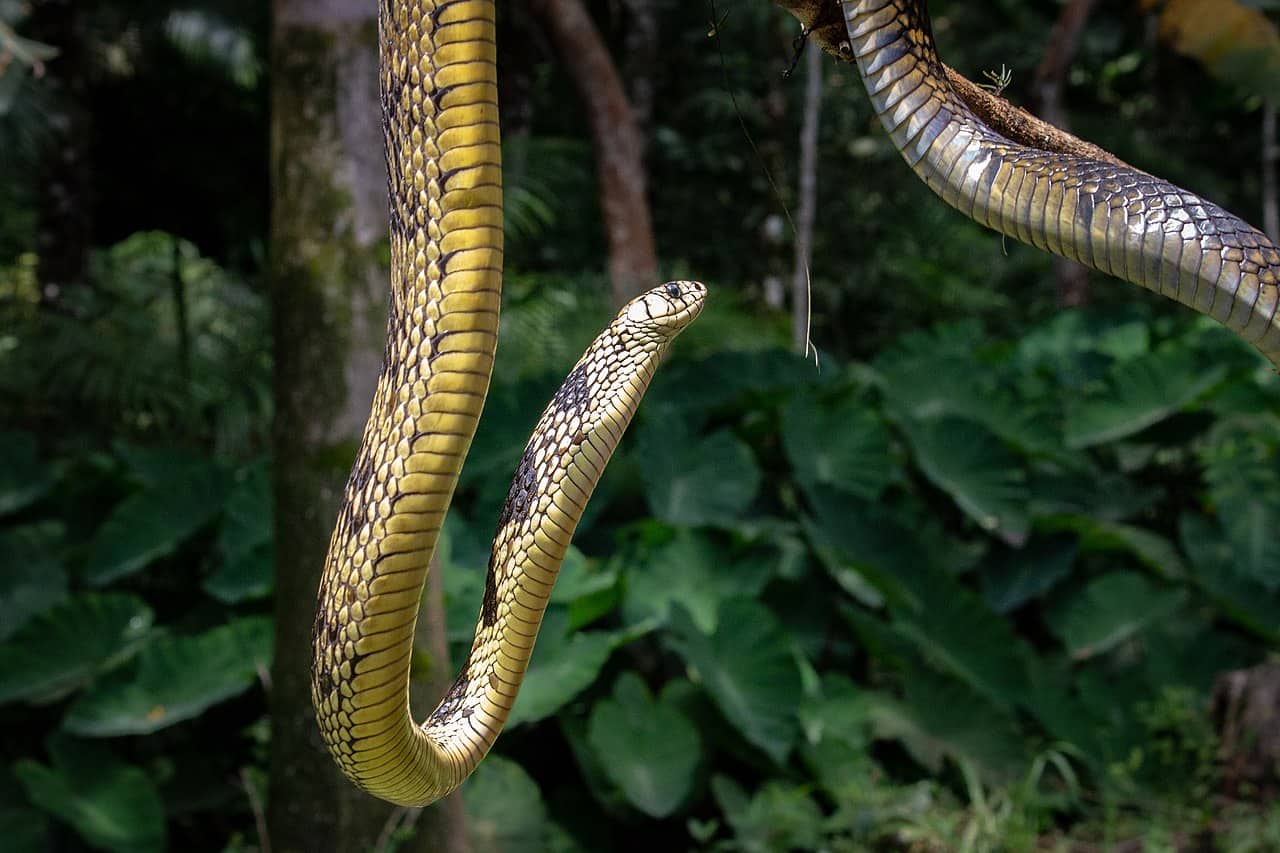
313,0,1280,808
840,0,1280,363
310,0,704,806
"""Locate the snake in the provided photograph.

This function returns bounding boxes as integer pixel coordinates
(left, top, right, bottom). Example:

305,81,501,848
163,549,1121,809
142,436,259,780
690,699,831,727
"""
839,0,1280,366
309,0,705,807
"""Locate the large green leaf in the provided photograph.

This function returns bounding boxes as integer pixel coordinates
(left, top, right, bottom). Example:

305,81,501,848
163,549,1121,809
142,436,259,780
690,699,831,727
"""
202,544,273,604
218,460,272,563
803,488,985,614
84,462,231,586
781,394,895,501
1201,423,1280,589
14,736,164,853
1045,572,1186,659
1064,350,1226,448
867,669,1027,783
622,530,772,634
1180,514,1280,643
889,566,1034,711
549,546,620,630
505,610,647,727
901,417,1029,545
463,756,547,853
0,594,152,705
875,324,1059,455
0,522,68,641
668,599,801,763
587,673,702,817
64,617,272,736
1042,515,1186,580
980,536,1077,613
639,421,760,526
0,432,54,516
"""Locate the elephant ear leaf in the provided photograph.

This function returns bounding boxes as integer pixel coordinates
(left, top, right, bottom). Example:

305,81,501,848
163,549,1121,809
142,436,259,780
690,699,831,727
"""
463,756,547,853
0,432,55,516
901,417,1029,545
84,462,231,586
0,594,152,706
587,672,703,817
14,735,164,853
0,522,69,641
1046,572,1185,659
1064,350,1224,448
64,617,273,736
639,421,761,526
668,599,802,764
782,394,894,502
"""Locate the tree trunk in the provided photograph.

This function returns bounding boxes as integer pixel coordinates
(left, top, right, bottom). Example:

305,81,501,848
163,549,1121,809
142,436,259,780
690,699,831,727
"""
792,43,822,355
268,3,466,851
533,0,659,307
1032,0,1100,308
620,0,658,136
27,0,91,309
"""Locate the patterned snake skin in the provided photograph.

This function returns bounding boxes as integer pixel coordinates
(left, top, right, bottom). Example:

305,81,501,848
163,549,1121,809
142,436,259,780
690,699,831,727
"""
309,0,705,807
842,0,1280,364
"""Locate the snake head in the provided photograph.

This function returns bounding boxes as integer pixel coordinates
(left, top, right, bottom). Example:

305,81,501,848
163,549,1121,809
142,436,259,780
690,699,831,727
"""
619,280,707,340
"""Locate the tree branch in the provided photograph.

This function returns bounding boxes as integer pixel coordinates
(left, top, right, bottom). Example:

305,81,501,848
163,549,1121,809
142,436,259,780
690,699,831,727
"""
771,0,1130,170
533,0,659,307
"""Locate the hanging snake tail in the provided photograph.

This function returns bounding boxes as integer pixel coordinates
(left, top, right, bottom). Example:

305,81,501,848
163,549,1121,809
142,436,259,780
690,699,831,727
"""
841,0,1280,366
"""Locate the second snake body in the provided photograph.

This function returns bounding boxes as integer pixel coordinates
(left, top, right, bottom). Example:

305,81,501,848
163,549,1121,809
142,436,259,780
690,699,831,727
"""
842,0,1280,366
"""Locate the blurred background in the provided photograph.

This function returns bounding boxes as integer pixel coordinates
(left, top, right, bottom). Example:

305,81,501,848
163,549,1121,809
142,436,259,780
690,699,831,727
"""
2,0,1280,850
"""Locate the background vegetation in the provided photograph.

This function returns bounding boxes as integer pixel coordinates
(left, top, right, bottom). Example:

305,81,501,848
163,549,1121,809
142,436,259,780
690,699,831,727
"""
2,0,1279,850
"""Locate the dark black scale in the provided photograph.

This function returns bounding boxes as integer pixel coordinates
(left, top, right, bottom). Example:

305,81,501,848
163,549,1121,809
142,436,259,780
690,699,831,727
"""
428,656,475,726
475,364,592,627
480,450,537,626
551,363,590,417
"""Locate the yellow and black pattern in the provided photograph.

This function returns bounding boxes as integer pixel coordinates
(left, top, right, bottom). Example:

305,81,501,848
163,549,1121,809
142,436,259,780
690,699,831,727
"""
307,3,706,802
842,0,1280,365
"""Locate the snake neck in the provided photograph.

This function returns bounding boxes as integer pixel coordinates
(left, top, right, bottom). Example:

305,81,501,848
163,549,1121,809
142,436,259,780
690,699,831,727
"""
420,322,674,778
403,285,700,799
843,0,1280,364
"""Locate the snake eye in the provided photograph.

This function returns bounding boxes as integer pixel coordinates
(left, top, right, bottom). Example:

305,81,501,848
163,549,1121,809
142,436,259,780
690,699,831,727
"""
664,283,682,298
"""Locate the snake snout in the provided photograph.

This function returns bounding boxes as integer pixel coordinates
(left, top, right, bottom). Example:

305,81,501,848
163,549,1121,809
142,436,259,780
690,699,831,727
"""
622,280,707,335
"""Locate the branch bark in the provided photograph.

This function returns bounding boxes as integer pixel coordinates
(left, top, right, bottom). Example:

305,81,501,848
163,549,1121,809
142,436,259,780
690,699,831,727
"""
771,0,1129,169
1032,0,1101,307
533,0,659,307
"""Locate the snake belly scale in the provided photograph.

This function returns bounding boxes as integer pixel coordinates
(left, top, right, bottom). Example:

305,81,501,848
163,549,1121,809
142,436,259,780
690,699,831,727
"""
841,0,1280,366
309,0,705,807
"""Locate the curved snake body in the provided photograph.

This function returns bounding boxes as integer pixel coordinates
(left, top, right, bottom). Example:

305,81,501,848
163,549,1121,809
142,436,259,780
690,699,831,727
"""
842,0,1280,365
310,0,705,807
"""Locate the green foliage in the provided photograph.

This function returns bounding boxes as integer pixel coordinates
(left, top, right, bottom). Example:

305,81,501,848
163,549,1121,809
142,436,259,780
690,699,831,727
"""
587,673,702,817
14,736,165,853
64,616,272,736
433,302,1278,849
0,594,153,705
5,0,1280,846
669,599,803,764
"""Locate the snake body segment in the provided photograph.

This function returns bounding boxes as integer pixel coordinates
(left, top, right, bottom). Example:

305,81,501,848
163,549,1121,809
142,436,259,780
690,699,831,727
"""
842,0,1280,365
309,0,705,808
